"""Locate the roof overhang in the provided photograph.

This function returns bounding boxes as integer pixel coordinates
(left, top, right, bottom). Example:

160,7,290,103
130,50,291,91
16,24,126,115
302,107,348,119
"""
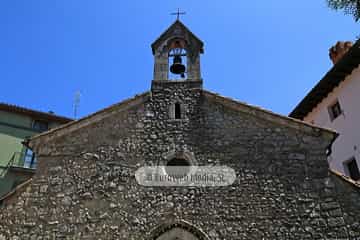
0,103,73,124
289,40,360,120
151,20,204,55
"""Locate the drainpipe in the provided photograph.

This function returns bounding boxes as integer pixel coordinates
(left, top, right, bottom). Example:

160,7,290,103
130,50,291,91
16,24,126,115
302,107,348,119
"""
326,132,339,157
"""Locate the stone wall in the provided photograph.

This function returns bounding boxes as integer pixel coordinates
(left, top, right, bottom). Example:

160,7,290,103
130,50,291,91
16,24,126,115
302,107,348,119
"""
0,82,359,239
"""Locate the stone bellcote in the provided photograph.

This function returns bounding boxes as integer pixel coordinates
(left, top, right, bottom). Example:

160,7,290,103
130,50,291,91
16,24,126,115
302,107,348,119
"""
151,20,204,83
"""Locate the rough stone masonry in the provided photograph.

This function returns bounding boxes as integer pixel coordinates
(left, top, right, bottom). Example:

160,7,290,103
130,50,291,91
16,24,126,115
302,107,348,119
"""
1,20,360,240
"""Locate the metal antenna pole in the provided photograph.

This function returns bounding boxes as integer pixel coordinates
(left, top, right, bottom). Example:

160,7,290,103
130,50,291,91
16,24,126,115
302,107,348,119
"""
73,91,81,119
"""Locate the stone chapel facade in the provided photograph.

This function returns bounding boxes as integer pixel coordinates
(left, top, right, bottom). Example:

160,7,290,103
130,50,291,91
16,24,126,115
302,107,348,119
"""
1,20,360,240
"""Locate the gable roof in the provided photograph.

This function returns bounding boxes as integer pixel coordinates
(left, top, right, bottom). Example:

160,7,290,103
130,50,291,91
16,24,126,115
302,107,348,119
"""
27,89,336,152
203,90,335,137
289,40,360,120
151,20,204,55
28,92,150,150
0,103,73,124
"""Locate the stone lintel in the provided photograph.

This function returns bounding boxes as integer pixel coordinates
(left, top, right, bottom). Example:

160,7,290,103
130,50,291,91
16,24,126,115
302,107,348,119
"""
151,79,203,91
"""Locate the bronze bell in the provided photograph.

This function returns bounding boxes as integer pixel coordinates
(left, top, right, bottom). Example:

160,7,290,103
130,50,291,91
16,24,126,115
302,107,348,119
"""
170,55,186,75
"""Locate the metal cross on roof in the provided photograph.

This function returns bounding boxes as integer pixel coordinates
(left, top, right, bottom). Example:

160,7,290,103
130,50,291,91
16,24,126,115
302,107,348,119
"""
171,8,186,20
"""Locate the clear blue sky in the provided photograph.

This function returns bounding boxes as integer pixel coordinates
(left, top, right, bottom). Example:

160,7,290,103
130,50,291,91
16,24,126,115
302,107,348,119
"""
0,0,358,119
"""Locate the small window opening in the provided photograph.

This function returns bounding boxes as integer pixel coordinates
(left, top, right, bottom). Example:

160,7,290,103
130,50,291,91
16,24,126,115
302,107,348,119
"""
345,158,360,181
165,158,190,179
32,120,49,132
175,103,181,119
328,100,342,121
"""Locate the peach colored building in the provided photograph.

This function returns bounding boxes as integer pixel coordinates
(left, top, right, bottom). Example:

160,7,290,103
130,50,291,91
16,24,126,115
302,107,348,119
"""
290,41,360,180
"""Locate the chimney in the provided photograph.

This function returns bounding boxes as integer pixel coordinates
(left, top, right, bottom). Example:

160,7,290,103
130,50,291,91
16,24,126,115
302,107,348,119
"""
329,41,353,64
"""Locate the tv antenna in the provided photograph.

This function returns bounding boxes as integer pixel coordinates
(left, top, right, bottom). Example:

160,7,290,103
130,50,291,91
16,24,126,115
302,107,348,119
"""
73,91,81,119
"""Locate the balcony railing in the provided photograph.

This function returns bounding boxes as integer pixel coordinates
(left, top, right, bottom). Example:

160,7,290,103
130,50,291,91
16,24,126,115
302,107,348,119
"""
0,152,37,177
12,152,37,169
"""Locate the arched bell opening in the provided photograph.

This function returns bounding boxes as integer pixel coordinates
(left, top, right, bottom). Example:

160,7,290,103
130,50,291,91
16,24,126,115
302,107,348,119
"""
148,220,210,240
168,38,188,80
151,20,204,82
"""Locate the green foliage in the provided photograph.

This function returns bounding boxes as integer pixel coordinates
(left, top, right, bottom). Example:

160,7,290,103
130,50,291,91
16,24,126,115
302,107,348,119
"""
327,0,360,21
